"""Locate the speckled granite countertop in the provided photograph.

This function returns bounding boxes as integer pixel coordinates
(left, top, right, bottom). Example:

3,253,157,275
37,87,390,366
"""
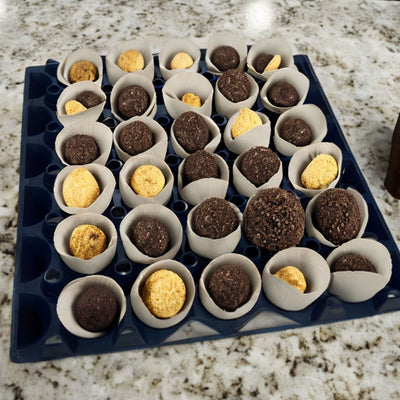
1,0,400,399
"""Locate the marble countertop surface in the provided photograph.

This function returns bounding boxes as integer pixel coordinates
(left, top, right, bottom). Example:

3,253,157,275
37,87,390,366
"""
1,0,400,398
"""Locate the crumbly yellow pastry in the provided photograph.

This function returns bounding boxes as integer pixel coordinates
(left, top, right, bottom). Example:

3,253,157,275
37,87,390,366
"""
273,266,307,293
181,93,201,107
69,60,98,83
264,54,281,71
62,167,100,208
69,224,107,260
231,108,263,138
141,269,186,318
130,165,165,197
301,154,338,190
117,49,145,72
65,99,87,115
170,52,194,69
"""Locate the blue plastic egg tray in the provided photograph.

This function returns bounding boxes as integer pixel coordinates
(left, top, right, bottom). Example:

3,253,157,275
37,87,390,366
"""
11,50,400,363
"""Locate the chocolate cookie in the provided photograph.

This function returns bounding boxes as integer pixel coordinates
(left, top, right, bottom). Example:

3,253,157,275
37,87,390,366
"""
182,150,219,184
239,146,280,187
131,217,170,257
207,264,251,311
280,118,312,146
76,91,104,108
268,81,299,107
313,189,361,244
64,134,100,165
254,53,274,73
211,46,240,71
118,85,150,119
218,69,251,103
173,111,210,153
331,254,377,273
192,198,239,239
244,188,305,252
118,120,154,156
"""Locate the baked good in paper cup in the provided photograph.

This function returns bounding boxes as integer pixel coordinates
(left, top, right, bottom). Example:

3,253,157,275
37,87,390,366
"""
162,71,213,118
130,260,195,329
57,275,126,339
113,116,168,162
54,164,116,215
326,238,392,303
199,253,261,320
178,150,229,206
288,142,342,197
262,247,330,311
120,203,183,265
55,121,112,166
57,48,103,86
274,104,328,156
106,39,154,85
54,212,118,274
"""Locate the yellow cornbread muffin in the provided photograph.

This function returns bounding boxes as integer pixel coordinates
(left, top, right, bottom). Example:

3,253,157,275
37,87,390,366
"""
231,108,262,138
62,167,100,208
170,52,194,69
69,224,107,260
301,154,338,190
130,165,165,197
69,60,98,83
65,100,87,115
273,266,307,293
141,269,186,318
117,49,145,72
181,93,201,108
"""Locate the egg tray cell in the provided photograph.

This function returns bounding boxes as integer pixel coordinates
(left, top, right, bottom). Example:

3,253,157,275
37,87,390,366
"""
10,51,400,363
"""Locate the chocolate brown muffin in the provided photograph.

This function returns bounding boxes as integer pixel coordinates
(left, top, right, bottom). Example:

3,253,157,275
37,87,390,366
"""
254,53,274,73
118,85,150,119
239,146,280,187
211,46,240,71
182,150,219,184
268,81,299,107
331,254,377,273
207,264,251,311
64,134,100,165
118,120,154,156
280,118,313,146
76,91,104,108
313,188,361,244
244,188,305,252
192,198,239,239
173,111,210,153
218,69,251,103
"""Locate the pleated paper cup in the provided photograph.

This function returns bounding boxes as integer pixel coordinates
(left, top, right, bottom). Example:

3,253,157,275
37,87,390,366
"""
274,104,328,157
105,39,154,85
120,203,183,265
54,163,116,215
57,48,103,87
263,247,330,311
162,71,213,119
158,38,201,80
55,121,113,166
288,142,342,197
130,260,195,329
57,275,126,339
260,68,309,114
326,238,392,303
113,116,168,162
199,253,261,320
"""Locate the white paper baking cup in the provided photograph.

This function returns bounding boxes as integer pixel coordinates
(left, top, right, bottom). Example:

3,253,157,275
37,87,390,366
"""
263,247,331,311
162,71,213,119
55,121,113,166
170,112,221,158
186,201,243,259
54,212,118,274
260,68,310,114
214,72,259,119
205,31,248,75
223,110,271,154
158,38,201,80
110,74,157,123
54,164,116,215
178,153,229,206
113,116,168,162
305,187,369,247
288,142,342,197
119,153,174,208
274,104,328,156
57,275,126,339
247,37,295,81
105,39,155,85
233,148,283,198
326,238,392,303
199,253,261,320
57,48,103,87
56,81,106,126
130,260,196,329
120,203,183,264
